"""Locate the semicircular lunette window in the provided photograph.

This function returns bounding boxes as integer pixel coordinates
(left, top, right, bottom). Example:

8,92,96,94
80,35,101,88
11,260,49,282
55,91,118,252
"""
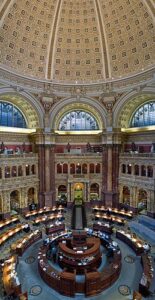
59,111,99,131
131,102,155,128
0,101,27,128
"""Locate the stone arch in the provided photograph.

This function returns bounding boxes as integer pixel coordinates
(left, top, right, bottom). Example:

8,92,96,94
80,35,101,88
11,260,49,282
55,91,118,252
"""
10,189,21,212
113,88,155,128
0,87,44,128
137,188,148,210
27,187,38,205
57,185,67,204
122,186,130,205
90,183,99,200
49,96,107,130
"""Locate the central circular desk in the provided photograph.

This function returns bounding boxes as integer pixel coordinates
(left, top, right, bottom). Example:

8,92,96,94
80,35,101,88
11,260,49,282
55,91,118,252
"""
38,230,121,297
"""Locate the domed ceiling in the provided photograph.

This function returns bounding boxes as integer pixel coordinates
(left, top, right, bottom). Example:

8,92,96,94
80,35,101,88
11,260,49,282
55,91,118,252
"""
0,0,155,84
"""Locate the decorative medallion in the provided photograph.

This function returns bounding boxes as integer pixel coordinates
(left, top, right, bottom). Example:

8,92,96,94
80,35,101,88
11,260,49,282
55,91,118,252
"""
124,255,135,264
118,285,131,296
30,285,42,296
25,256,35,264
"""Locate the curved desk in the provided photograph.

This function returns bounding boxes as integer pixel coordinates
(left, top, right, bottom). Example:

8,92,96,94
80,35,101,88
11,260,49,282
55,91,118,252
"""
139,254,154,297
38,230,122,297
58,237,101,273
11,230,42,256
2,256,21,296
116,230,144,255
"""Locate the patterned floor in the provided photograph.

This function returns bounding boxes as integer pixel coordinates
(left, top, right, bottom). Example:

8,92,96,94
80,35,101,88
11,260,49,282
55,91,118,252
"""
0,209,155,300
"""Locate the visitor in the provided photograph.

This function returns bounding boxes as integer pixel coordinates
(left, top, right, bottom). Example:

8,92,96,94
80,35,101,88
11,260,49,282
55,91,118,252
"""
43,237,50,246
66,142,71,152
143,243,150,253
23,223,30,233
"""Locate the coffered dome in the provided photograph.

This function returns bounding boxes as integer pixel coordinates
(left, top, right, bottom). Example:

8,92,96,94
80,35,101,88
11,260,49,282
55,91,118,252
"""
0,0,155,84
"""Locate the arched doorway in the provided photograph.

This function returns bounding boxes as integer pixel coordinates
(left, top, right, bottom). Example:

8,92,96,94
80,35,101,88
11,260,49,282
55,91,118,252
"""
137,189,147,211
10,190,20,212
74,183,84,205
122,186,130,205
58,185,67,206
90,183,99,200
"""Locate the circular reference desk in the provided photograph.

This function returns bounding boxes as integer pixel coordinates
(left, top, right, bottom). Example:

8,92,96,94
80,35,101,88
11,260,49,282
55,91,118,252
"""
38,230,121,297
58,236,101,273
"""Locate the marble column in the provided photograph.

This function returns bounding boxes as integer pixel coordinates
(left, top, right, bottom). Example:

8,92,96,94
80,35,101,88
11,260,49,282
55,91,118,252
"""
37,144,45,207
102,144,120,208
147,190,155,218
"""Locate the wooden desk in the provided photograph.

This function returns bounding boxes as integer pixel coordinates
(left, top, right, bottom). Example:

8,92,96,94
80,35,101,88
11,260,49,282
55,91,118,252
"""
33,213,64,226
85,270,101,296
58,237,101,273
93,222,113,234
0,224,24,246
2,256,21,296
139,254,153,297
94,213,125,225
11,230,42,256
38,229,122,296
59,270,76,297
46,223,65,235
100,252,121,291
0,217,19,230
38,246,61,292
133,291,142,300
24,206,64,218
116,230,144,255
93,206,133,219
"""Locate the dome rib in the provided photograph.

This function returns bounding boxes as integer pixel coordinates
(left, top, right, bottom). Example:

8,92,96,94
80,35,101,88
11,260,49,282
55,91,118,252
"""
47,0,62,80
95,0,111,79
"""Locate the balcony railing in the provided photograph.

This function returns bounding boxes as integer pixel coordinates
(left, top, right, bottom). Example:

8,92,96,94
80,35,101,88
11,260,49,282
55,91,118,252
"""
120,152,155,158
0,153,38,159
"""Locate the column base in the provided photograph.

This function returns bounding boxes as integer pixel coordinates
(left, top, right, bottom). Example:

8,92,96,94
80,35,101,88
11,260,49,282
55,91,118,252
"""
118,203,138,214
38,192,45,208
18,207,29,214
147,211,155,218
44,191,56,207
103,191,119,208
0,212,11,220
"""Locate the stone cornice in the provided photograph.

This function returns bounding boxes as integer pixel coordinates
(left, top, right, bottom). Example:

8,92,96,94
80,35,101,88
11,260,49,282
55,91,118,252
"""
0,65,155,95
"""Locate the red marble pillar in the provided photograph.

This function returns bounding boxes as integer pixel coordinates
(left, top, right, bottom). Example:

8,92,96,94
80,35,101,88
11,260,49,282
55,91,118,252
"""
102,144,120,207
37,144,45,207
50,145,56,205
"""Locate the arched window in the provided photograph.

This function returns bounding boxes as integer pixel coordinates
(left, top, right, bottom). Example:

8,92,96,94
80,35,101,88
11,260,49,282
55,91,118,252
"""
141,165,146,176
18,166,23,176
63,163,68,174
57,163,62,174
127,164,132,174
131,102,155,127
82,164,87,174
11,166,17,177
59,110,99,131
5,166,10,178
31,165,36,175
147,166,153,177
90,163,95,173
0,101,27,128
134,165,139,176
70,164,75,174
122,164,126,173
25,164,30,176
96,163,100,173
76,163,81,174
